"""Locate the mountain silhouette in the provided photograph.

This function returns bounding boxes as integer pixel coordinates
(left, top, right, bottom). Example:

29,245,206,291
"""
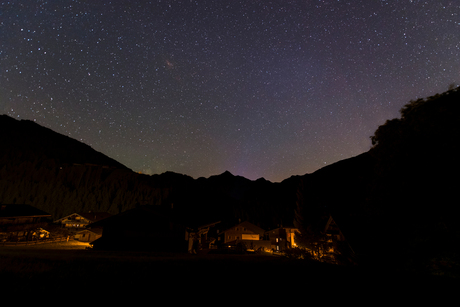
0,115,127,169
0,115,300,229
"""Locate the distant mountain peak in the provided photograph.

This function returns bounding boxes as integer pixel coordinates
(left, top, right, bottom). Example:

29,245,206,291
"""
255,177,270,183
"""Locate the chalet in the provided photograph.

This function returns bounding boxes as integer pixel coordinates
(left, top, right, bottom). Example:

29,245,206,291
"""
265,227,299,252
0,204,51,242
216,221,271,252
54,212,113,229
89,205,220,253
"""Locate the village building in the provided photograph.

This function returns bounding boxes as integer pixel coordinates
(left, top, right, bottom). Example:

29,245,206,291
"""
74,227,103,242
322,214,365,264
216,221,271,252
54,212,113,229
265,226,299,252
0,204,51,242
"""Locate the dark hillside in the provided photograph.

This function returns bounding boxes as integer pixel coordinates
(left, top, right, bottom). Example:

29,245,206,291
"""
0,114,127,169
366,87,460,273
0,115,178,217
0,115,299,228
295,87,460,276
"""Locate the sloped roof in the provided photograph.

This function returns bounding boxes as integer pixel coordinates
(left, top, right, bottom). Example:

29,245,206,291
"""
54,212,112,223
0,204,51,218
77,212,113,222
221,221,266,235
76,228,103,235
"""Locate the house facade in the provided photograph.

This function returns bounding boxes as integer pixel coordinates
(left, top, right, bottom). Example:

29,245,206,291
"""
0,204,51,242
54,212,112,229
217,221,271,252
265,227,299,252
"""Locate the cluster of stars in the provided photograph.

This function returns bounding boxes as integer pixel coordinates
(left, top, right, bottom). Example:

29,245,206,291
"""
1,0,459,182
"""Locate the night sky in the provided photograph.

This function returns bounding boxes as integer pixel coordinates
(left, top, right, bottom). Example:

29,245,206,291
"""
1,1,459,182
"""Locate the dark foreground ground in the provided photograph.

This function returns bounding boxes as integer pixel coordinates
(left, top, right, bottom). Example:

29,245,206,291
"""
1,241,457,302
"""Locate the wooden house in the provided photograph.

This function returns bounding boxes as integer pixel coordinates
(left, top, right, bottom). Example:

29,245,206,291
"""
216,221,271,252
89,205,220,253
265,227,299,252
0,204,51,242
54,212,113,229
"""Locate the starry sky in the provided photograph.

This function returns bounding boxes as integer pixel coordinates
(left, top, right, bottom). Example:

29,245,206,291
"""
1,1,459,182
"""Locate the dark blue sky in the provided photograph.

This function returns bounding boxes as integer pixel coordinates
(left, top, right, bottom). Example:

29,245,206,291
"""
1,0,459,182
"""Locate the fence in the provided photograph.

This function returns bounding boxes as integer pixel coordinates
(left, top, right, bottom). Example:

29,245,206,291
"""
1,236,73,246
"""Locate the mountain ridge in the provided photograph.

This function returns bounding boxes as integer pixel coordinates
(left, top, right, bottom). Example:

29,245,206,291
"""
0,115,311,228
1,113,370,230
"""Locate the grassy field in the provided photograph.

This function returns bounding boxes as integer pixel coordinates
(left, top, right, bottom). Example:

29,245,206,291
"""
0,241,457,300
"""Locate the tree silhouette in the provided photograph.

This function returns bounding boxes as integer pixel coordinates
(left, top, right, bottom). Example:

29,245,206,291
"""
367,86,460,272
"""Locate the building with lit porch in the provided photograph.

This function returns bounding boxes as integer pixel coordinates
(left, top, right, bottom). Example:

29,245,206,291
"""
216,221,271,251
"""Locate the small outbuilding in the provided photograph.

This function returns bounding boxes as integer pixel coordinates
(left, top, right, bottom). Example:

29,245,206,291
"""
265,226,299,252
74,228,103,242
